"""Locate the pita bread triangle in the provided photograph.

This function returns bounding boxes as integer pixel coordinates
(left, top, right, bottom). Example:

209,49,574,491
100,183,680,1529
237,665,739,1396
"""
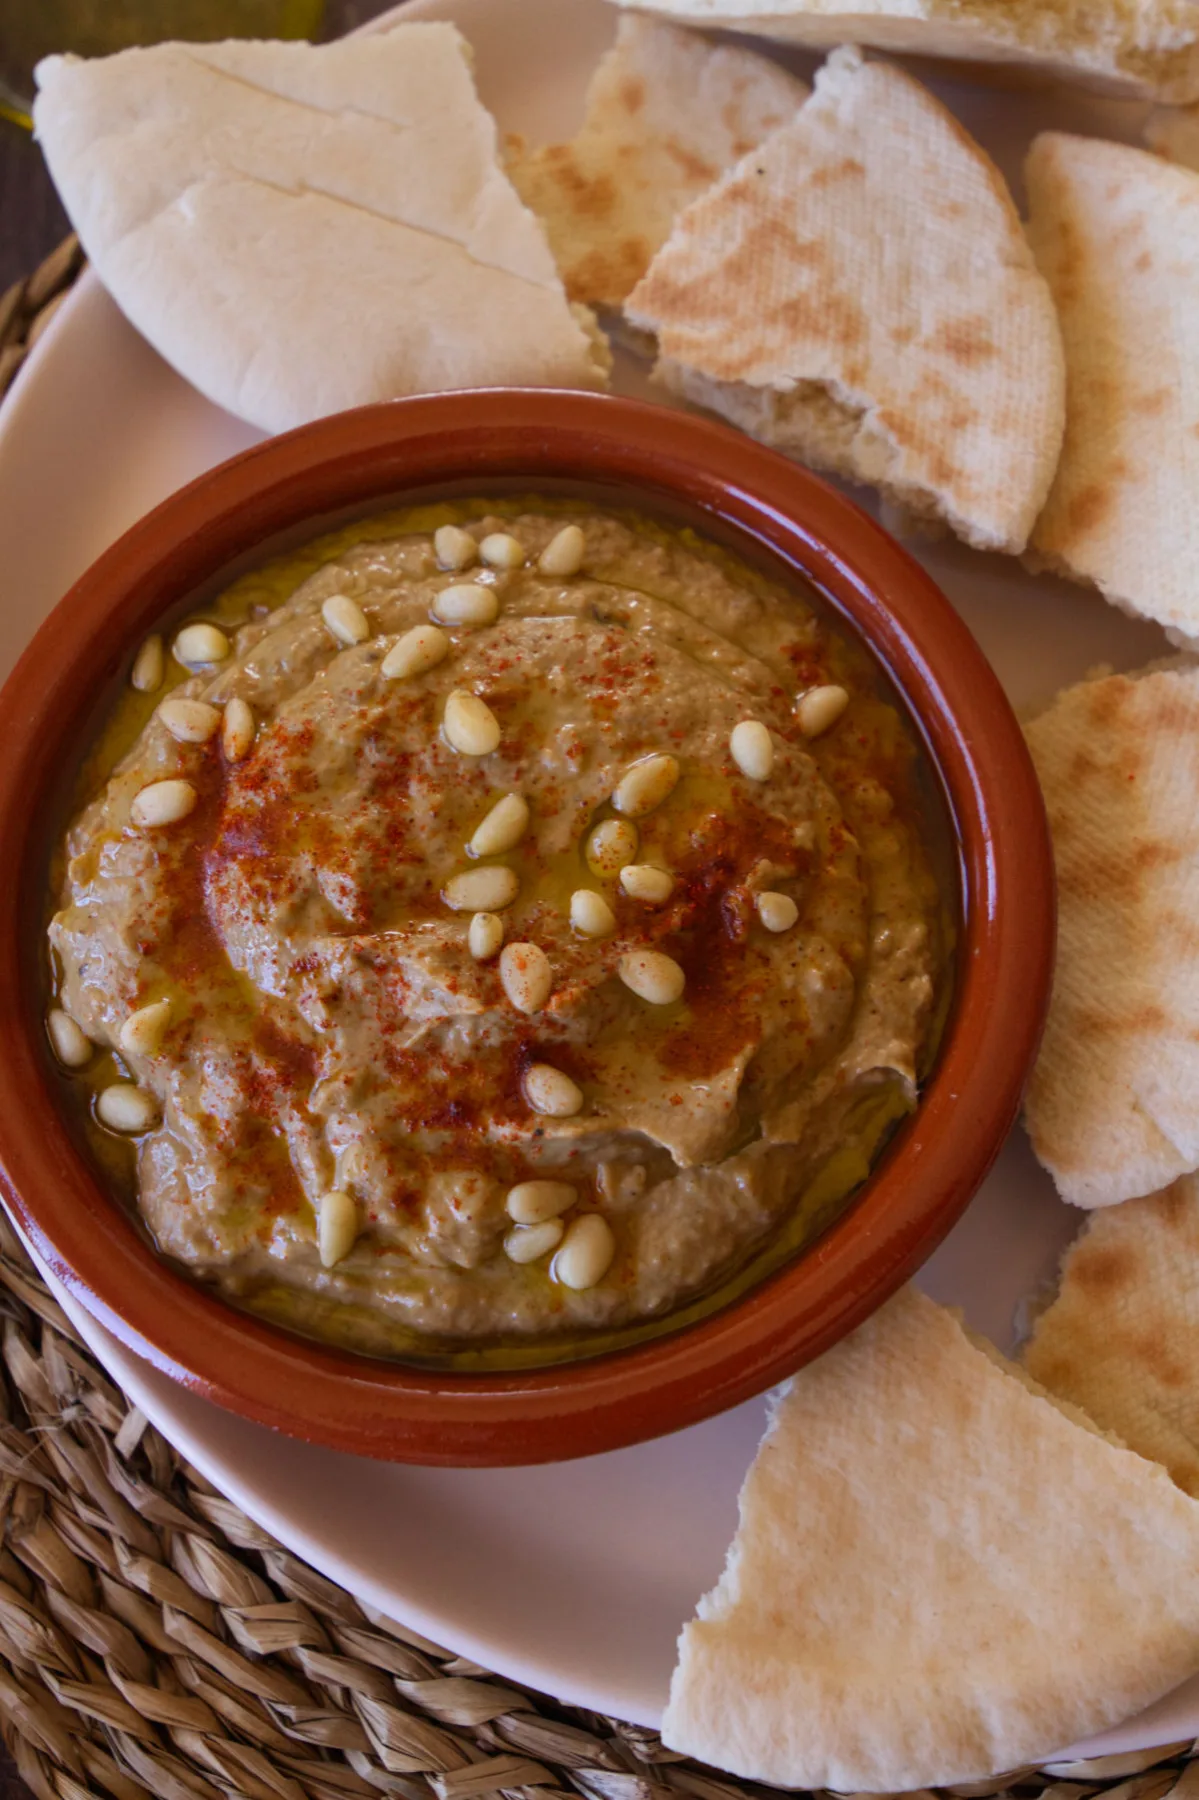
1026,132,1199,642
1145,101,1199,168
664,1284,1199,1789
1023,662,1199,1208
1027,1174,1199,1500
607,0,1199,102
625,46,1065,555
33,24,608,436
505,16,807,310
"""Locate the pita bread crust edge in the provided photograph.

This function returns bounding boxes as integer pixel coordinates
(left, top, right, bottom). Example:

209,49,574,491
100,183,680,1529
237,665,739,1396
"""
1026,131,1199,643
625,47,1065,555
608,1,1199,103
33,25,608,435
662,1285,1199,1789
1146,103,1199,168
1025,1176,1199,1498
505,16,808,309
1023,663,1199,1207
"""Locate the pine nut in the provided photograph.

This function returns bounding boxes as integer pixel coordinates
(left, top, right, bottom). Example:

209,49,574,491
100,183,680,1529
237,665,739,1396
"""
443,690,501,756
619,864,674,904
432,583,498,627
570,889,616,937
499,942,553,1014
479,532,525,570
618,949,685,1005
119,998,171,1056
173,622,230,668
434,524,478,571
586,817,638,879
158,698,221,743
469,793,529,857
505,1220,565,1264
757,891,799,933
131,779,197,829
730,720,774,781
552,1214,615,1290
443,865,519,913
506,1180,576,1224
797,683,850,738
524,1063,583,1117
97,1083,159,1133
47,1008,91,1068
322,594,370,646
318,1189,358,1268
612,753,680,819
469,911,504,960
538,525,585,577
131,635,164,693
222,697,255,761
383,624,450,680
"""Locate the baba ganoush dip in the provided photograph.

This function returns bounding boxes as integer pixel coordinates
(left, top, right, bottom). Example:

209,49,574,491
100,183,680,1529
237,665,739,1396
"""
47,502,946,1363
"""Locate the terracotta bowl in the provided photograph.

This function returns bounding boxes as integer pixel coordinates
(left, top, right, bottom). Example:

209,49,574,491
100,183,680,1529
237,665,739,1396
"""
0,390,1054,1467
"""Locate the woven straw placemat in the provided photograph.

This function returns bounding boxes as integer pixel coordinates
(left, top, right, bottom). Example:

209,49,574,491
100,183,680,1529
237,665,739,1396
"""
4,240,1199,1800
0,236,83,403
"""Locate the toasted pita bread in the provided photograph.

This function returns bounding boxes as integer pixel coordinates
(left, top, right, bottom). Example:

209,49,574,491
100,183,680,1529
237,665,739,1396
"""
505,18,806,310
625,47,1065,555
32,26,608,435
1141,85,1199,519
1023,664,1199,1209
1026,1176,1199,1498
609,0,1199,101
1146,103,1199,167
1026,134,1199,642
664,1284,1199,1789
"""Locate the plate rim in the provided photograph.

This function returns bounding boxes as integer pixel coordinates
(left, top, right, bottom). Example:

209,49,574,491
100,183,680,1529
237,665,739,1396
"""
0,0,1189,1754
0,385,1051,1462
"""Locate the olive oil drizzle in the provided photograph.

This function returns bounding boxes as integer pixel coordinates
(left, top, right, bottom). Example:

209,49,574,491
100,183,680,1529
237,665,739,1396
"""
47,496,955,1371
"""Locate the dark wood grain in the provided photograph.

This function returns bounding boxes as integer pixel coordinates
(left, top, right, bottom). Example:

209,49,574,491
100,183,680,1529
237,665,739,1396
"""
0,0,398,291
0,1750,30,1800
0,124,68,293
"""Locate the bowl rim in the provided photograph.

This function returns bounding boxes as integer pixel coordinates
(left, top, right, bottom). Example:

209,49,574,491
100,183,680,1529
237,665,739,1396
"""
0,389,1055,1466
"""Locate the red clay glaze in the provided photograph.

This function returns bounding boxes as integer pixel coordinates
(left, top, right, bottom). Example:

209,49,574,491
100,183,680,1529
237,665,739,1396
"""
0,391,1054,1466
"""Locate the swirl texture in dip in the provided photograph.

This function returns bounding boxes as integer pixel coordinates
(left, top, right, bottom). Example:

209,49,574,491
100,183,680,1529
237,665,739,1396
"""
48,505,943,1358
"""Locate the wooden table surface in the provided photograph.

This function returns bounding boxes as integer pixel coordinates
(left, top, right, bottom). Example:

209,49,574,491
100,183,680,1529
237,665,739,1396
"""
0,8,397,1783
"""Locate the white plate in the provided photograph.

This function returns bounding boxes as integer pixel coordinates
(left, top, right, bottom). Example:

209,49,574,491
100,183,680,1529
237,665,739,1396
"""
0,0,1193,1758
